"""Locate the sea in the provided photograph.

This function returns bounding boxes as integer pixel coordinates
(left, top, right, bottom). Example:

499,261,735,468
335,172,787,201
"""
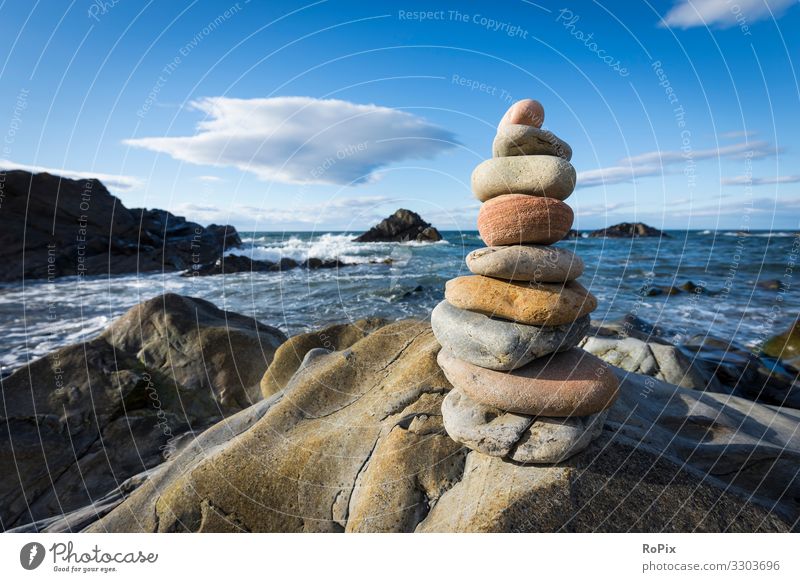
1,229,798,375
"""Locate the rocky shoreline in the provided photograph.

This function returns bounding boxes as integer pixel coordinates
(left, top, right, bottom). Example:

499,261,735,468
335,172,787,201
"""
0,170,241,282
1,292,798,533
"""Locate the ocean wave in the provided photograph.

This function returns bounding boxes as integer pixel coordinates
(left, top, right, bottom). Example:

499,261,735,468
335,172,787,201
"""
230,233,448,265
721,231,798,238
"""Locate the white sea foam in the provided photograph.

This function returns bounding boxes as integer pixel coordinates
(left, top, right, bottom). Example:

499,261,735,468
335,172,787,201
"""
229,233,448,265
721,231,797,238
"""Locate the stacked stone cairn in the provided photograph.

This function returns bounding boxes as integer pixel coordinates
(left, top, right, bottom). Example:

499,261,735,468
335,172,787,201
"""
432,99,620,463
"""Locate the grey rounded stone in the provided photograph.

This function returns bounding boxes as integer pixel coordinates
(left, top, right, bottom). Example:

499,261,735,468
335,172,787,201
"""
466,245,584,282
471,156,576,203
441,389,533,457
493,124,572,160
441,388,607,463
508,410,607,463
431,300,589,371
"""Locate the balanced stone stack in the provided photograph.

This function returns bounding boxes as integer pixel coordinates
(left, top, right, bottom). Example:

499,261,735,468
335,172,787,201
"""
432,99,619,464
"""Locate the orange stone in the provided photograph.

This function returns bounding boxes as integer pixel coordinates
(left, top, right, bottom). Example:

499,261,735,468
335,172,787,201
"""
499,99,544,129
478,194,573,246
444,275,597,326
437,348,619,417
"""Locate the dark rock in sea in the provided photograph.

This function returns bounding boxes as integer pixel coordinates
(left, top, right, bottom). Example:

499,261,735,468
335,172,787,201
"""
763,318,800,370
681,334,800,409
758,278,787,290
592,314,672,343
353,209,442,243
272,257,298,271
645,286,682,296
0,170,241,282
185,254,276,276
185,255,350,276
304,257,345,269
588,222,668,239
562,229,581,239
0,293,285,530
679,280,706,293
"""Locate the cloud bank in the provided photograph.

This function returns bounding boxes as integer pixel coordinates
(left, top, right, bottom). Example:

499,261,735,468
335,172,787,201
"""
173,195,395,229
722,174,800,185
577,140,777,188
661,0,795,29
125,97,459,186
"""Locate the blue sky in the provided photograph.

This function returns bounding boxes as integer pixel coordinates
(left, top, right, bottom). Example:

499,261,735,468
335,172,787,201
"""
1,0,799,232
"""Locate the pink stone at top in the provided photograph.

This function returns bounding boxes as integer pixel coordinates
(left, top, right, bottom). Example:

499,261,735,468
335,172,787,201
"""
498,99,544,129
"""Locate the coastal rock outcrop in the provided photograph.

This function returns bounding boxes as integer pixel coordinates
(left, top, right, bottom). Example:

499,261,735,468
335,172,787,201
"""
352,209,441,243
0,170,241,282
588,222,668,238
0,293,285,530
75,318,798,533
186,254,346,276
762,318,800,370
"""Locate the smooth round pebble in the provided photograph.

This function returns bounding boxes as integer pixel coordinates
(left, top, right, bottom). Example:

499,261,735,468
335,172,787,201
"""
437,347,619,417
498,99,544,129
477,194,573,246
441,389,533,457
432,300,589,370
508,409,608,463
493,124,572,160
471,156,576,202
444,275,597,326
441,388,608,463
466,245,584,282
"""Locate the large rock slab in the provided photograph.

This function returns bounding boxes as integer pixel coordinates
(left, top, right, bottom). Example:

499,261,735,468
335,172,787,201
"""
432,300,589,370
478,194,574,246
466,244,584,282
102,293,286,411
493,124,572,160
0,293,285,531
79,320,799,532
438,348,619,417
445,275,597,326
261,317,387,397
581,335,712,390
762,318,800,370
471,156,576,202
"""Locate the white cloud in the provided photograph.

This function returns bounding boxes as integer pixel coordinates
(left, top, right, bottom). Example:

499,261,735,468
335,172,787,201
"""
172,195,396,228
621,140,776,165
577,140,778,188
669,196,800,217
0,159,142,191
719,130,757,139
722,174,800,185
572,201,630,216
196,175,223,182
125,97,458,186
660,0,795,29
